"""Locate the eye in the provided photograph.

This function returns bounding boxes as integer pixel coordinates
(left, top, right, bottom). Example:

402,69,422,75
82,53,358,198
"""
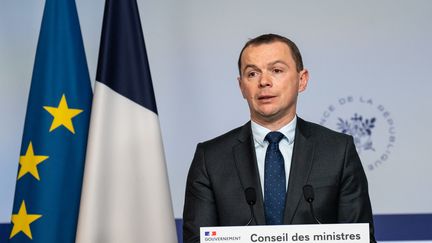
273,68,283,74
247,71,259,78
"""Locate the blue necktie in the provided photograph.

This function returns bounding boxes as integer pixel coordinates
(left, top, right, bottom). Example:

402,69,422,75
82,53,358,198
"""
264,131,286,225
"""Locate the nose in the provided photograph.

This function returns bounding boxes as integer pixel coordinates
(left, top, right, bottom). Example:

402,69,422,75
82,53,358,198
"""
259,72,272,87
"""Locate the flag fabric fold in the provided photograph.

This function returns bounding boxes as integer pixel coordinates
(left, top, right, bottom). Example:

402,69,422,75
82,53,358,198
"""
76,0,177,242
9,0,92,242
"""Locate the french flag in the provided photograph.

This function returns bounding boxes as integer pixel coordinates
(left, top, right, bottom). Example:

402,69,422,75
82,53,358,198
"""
76,0,177,242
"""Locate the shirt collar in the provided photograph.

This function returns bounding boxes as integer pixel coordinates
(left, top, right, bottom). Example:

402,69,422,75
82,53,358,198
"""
251,115,297,147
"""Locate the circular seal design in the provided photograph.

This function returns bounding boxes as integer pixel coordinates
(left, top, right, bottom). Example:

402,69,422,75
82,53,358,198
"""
319,96,396,171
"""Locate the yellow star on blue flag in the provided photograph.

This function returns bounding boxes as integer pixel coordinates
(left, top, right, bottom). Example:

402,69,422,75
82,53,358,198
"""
17,142,49,181
10,201,42,240
43,94,83,134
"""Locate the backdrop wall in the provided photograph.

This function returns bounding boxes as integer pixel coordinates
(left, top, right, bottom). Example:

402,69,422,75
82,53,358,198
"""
1,0,431,240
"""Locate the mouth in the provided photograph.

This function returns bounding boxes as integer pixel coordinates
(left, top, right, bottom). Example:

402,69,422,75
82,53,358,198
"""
258,95,276,103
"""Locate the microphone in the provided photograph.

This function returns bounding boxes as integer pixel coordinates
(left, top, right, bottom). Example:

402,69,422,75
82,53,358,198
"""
303,184,322,224
244,187,257,226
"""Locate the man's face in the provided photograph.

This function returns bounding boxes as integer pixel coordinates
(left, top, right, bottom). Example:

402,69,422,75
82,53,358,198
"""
238,41,308,128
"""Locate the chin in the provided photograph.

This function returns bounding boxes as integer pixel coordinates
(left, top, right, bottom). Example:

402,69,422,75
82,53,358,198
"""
257,111,280,121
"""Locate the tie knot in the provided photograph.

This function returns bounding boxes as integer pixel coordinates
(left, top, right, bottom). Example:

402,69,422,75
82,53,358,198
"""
265,131,284,144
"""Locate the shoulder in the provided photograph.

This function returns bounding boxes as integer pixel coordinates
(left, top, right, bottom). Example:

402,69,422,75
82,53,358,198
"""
188,122,251,178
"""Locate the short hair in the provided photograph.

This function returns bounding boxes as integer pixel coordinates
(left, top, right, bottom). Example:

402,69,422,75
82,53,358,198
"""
237,33,304,75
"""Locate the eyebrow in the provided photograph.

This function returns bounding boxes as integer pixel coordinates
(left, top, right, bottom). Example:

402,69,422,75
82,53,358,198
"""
268,60,289,67
242,60,289,74
242,64,259,74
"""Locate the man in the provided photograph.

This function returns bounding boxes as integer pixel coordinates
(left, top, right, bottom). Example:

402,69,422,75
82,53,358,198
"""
183,34,376,243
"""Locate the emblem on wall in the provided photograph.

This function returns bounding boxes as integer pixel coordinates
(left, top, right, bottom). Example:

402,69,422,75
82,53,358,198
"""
337,114,376,154
319,96,396,172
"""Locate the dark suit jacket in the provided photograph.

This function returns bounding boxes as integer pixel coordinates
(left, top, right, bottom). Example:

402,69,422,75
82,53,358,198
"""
183,117,376,243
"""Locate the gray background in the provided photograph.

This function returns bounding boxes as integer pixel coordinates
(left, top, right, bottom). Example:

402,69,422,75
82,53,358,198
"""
1,0,431,222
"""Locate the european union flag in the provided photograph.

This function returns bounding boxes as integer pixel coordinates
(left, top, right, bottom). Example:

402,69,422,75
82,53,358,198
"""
9,0,92,242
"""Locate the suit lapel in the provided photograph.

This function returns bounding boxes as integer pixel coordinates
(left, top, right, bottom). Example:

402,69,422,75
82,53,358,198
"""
283,118,315,224
232,122,266,225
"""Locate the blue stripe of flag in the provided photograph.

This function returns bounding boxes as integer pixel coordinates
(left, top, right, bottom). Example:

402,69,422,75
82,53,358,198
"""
96,0,158,114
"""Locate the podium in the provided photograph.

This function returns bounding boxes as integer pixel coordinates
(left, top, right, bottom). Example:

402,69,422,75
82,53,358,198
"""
201,223,369,243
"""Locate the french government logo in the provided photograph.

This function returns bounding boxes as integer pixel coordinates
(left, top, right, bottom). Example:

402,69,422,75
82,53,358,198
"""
205,231,217,236
203,230,242,242
319,96,396,171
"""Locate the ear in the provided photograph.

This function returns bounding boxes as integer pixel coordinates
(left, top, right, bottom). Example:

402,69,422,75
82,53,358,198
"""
238,76,247,98
298,69,309,93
